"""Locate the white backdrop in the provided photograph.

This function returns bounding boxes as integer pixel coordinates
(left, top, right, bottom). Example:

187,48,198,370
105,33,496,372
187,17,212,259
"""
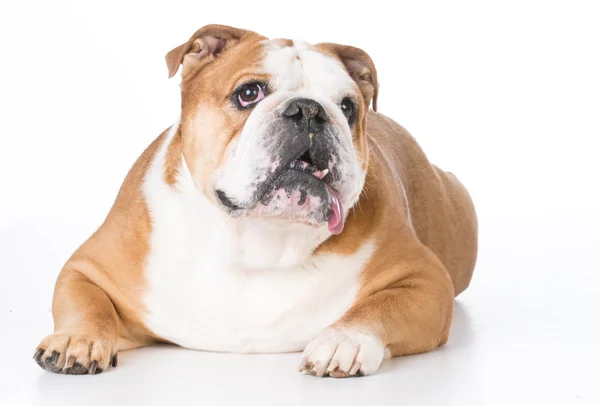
1,1,599,405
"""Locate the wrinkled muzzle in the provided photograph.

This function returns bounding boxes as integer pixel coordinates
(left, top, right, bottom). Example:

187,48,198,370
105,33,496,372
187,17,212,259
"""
214,96,359,235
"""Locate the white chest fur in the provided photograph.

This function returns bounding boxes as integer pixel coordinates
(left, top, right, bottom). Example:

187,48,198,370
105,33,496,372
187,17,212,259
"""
141,124,374,353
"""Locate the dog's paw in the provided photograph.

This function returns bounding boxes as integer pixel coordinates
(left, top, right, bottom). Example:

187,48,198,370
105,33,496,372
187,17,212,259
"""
33,333,118,375
299,328,385,378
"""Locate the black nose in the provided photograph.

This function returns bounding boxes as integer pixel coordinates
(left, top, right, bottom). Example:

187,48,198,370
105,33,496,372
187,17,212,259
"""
216,189,242,210
282,98,327,133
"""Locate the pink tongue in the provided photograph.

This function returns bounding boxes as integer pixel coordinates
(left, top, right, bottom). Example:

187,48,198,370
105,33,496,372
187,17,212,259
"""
325,184,344,235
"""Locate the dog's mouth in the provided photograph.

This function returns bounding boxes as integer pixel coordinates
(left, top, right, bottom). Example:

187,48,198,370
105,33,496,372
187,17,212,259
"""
288,154,329,180
218,147,345,235
286,151,344,235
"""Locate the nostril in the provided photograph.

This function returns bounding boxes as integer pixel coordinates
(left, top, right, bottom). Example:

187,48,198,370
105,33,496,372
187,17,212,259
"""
216,189,242,210
283,103,303,121
287,110,303,122
283,98,328,131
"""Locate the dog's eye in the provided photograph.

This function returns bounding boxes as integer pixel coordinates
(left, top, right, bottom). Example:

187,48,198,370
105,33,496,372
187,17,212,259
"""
340,98,355,121
237,83,266,107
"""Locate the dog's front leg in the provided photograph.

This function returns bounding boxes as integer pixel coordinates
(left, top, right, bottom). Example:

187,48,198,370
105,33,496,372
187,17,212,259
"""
299,245,455,378
33,266,121,375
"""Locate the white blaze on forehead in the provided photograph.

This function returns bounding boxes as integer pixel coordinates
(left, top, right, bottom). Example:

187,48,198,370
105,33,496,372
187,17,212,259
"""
262,40,358,100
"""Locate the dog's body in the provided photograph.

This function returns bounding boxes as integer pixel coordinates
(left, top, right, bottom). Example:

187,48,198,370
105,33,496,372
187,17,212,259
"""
35,26,477,377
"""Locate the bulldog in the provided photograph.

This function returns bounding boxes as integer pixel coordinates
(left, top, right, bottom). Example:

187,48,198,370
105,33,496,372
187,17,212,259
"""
33,25,477,377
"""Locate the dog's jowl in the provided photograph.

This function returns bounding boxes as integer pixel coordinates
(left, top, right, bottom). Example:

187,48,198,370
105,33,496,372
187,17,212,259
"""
34,25,478,377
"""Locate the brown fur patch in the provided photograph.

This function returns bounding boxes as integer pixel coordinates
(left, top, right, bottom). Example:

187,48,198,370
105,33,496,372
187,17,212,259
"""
50,130,172,352
321,111,477,356
179,34,268,198
164,130,182,185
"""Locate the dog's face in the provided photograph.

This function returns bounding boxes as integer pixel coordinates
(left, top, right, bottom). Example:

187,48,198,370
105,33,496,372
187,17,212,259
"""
166,25,378,235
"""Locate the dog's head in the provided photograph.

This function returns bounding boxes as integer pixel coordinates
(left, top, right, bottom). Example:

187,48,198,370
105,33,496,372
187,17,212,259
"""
166,25,378,235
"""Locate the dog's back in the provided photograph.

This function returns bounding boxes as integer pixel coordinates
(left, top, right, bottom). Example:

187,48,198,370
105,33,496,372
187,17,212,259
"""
367,111,478,296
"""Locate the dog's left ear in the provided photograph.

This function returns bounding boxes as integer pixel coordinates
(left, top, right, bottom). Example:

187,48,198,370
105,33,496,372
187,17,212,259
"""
165,24,253,78
317,43,379,112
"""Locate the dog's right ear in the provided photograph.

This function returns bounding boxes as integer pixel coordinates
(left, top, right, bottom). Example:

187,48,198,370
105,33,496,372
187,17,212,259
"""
165,24,253,78
317,43,379,112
